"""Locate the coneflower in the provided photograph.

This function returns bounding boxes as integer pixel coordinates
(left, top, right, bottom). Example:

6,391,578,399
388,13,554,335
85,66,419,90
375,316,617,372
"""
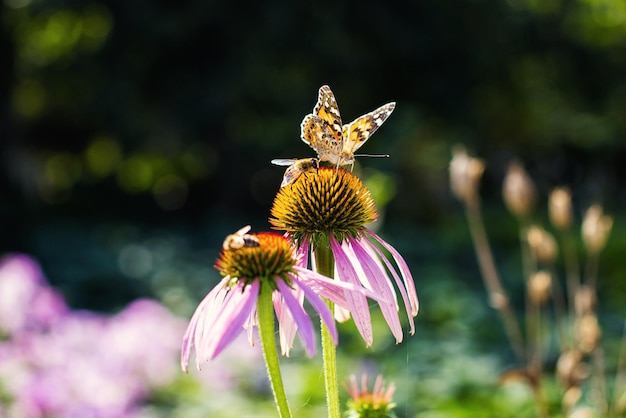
270,167,418,346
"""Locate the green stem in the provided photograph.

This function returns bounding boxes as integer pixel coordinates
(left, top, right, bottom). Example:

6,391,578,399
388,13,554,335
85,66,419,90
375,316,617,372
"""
314,235,341,418
257,283,292,418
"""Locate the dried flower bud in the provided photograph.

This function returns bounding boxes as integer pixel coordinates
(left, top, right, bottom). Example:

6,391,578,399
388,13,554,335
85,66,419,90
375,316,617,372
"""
549,187,573,230
568,406,595,418
574,285,596,316
562,386,582,412
528,270,552,305
449,145,485,204
575,314,601,353
582,205,613,254
502,161,536,218
557,350,588,388
527,225,558,264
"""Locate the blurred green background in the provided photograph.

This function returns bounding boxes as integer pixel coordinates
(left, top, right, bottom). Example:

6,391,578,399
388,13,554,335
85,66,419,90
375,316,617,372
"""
1,0,625,416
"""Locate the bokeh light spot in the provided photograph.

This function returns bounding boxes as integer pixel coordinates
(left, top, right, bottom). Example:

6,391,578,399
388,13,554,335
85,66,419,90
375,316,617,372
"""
118,245,153,278
44,152,83,191
12,80,46,118
84,136,122,178
153,175,188,211
116,156,154,193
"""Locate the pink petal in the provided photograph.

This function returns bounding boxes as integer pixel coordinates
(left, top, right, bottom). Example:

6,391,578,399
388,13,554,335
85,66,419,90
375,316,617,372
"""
276,279,316,357
181,277,230,372
330,236,373,347
350,238,404,343
293,266,387,307
292,276,338,344
366,230,419,334
205,279,260,361
295,235,310,268
273,283,303,356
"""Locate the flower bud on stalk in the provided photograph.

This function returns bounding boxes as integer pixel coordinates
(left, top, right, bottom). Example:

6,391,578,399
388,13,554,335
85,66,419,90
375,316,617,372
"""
581,205,613,254
549,187,573,230
526,225,558,264
502,161,536,219
449,145,485,205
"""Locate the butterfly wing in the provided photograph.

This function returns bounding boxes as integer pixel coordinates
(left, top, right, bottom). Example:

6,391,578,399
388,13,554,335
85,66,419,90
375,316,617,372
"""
342,102,396,155
301,114,343,165
313,85,343,143
271,158,297,166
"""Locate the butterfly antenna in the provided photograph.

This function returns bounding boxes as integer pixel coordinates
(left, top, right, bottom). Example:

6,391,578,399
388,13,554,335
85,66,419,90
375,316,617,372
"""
353,153,390,158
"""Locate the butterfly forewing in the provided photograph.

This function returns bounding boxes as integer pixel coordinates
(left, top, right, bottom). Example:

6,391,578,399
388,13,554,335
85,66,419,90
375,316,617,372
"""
313,85,343,142
342,102,396,155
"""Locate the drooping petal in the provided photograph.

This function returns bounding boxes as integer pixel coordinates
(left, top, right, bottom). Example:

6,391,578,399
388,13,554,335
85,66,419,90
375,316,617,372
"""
243,305,258,346
366,230,419,333
295,235,310,268
204,279,260,361
291,275,338,345
274,282,303,356
293,266,388,307
350,238,404,342
275,279,316,357
181,277,231,372
330,236,373,347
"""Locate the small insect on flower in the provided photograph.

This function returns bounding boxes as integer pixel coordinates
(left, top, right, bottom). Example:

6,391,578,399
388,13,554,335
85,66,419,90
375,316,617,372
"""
222,225,260,250
301,85,394,169
271,157,320,187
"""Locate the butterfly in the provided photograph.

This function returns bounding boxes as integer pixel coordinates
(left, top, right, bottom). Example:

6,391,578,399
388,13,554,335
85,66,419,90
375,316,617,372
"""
300,85,395,168
271,157,320,187
222,225,260,250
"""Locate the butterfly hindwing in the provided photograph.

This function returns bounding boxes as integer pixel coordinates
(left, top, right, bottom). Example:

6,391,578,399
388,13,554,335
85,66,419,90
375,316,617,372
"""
301,114,343,164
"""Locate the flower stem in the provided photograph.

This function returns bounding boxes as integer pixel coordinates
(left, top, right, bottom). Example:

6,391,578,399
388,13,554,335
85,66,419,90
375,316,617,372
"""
257,284,292,418
464,198,526,364
314,235,341,418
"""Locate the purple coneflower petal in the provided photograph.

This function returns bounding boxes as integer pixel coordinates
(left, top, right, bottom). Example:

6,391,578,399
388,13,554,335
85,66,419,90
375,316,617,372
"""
350,238,404,343
366,230,419,333
330,236,373,346
181,277,231,372
243,304,258,346
276,279,316,357
291,276,338,344
205,279,260,360
293,266,387,308
295,236,310,268
274,283,303,356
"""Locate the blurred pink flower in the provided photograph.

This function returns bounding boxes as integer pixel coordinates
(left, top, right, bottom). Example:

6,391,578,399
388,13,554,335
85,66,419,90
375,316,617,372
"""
0,253,185,418
0,254,67,335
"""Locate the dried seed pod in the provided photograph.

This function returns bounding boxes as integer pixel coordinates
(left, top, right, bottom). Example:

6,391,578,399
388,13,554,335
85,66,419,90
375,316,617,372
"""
562,386,582,412
557,350,588,388
502,161,536,218
449,145,485,205
527,225,558,264
528,270,552,305
549,187,573,230
582,204,613,254
575,314,601,353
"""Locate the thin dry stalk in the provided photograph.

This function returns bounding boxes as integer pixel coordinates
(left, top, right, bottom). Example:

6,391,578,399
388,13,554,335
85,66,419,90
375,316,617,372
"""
464,198,526,364
610,319,626,418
